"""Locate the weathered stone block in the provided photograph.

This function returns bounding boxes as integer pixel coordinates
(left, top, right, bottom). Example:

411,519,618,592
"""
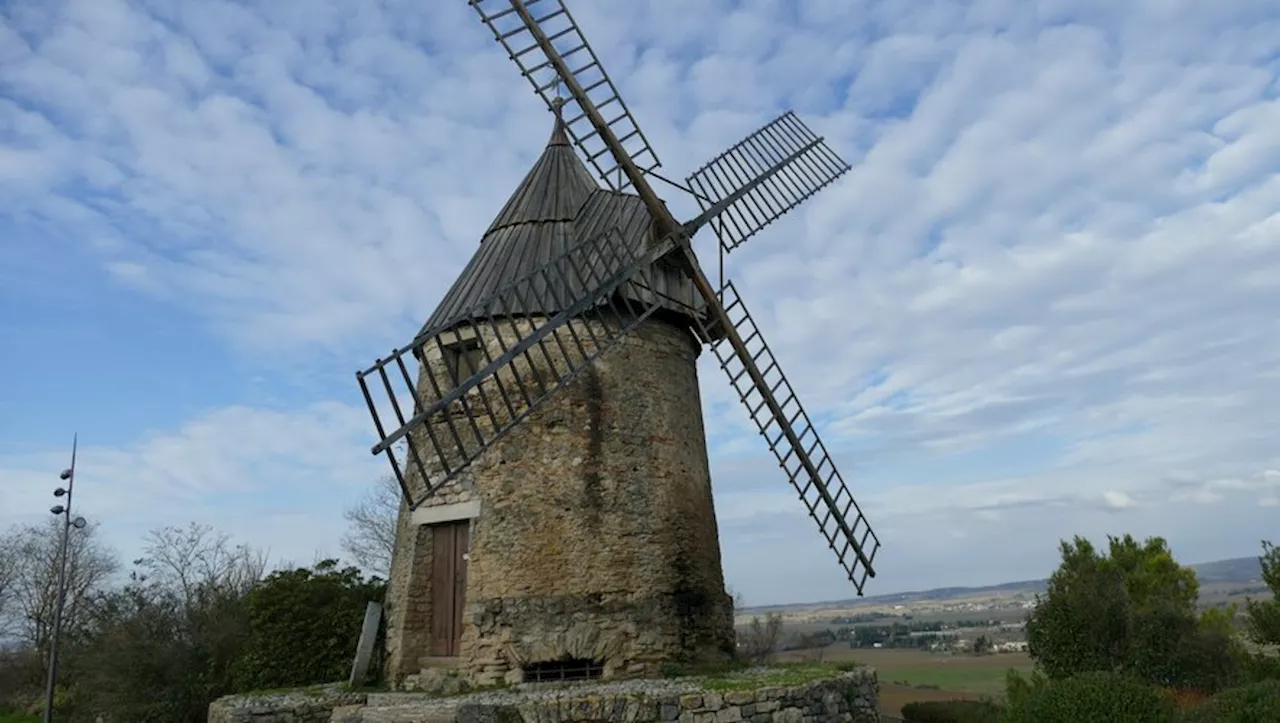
680,694,703,710
716,706,743,723
723,691,755,706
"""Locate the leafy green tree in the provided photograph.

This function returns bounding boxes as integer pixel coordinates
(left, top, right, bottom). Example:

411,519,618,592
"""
231,559,385,691
1026,534,1239,690
1129,601,1242,692
1242,539,1280,680
1026,537,1135,679
1244,541,1280,646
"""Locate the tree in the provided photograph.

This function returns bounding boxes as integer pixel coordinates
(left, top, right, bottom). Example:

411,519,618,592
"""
1026,537,1134,679
1245,540,1280,647
972,634,993,655
1129,600,1242,692
0,533,17,639
737,612,783,664
1243,539,1280,679
727,586,746,611
0,519,118,660
341,475,401,579
1026,533,1238,690
64,523,268,723
135,522,267,607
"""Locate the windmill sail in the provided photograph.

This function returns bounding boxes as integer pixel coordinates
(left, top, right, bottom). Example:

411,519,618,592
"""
357,227,683,506
686,111,852,253
700,281,880,595
380,0,882,594
468,0,662,193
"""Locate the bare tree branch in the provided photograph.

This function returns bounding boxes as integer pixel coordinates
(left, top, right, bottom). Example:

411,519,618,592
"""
340,475,401,578
738,612,784,665
0,533,18,640
136,522,269,605
0,519,119,656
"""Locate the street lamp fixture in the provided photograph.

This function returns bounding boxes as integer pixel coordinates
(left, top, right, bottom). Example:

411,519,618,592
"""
42,435,85,723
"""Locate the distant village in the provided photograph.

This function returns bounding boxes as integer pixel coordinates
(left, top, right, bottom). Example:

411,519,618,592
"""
759,591,1041,656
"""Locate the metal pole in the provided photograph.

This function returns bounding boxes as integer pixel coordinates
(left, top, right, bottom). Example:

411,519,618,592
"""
42,434,76,723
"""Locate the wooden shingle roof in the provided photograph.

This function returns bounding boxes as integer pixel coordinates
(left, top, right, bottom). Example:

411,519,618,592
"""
420,113,704,337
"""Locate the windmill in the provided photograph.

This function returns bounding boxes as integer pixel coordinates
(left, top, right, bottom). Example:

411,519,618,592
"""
357,0,882,687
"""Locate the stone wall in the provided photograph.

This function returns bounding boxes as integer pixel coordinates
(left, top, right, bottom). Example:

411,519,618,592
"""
209,667,881,723
207,685,366,723
384,314,736,687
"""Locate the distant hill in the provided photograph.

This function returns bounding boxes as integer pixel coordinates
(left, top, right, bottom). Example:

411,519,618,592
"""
752,554,1265,612
1189,556,1263,584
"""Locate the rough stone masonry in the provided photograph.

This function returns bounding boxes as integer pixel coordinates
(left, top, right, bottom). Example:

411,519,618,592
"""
207,667,882,723
384,314,738,687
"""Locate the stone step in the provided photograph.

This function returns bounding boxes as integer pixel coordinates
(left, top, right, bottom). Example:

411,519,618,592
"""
418,656,461,669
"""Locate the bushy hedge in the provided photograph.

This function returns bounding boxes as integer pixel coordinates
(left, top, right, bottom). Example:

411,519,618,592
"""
1178,679,1280,723
899,699,1001,723
1001,670,1176,723
231,559,385,691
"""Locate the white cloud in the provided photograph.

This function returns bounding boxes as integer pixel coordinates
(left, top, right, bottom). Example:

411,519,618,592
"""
3,0,1280,604
0,403,383,571
1102,491,1135,510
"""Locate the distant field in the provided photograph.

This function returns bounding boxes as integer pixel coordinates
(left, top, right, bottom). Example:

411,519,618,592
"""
776,646,1034,716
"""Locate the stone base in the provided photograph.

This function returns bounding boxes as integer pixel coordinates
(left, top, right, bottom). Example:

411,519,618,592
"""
208,667,880,723
465,592,735,687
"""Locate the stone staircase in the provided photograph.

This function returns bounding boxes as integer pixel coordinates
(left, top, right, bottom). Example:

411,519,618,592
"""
399,657,468,697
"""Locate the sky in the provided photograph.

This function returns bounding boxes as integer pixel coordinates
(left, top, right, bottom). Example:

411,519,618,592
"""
1,0,1278,607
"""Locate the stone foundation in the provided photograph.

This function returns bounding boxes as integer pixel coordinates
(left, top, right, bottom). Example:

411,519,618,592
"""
209,666,880,723
465,592,734,683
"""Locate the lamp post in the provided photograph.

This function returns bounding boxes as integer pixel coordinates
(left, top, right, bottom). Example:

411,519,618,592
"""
42,434,86,723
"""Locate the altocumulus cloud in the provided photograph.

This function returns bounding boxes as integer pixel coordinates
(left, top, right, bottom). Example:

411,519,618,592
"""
1,0,1279,605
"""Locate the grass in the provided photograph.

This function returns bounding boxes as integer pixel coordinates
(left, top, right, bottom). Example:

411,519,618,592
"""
0,709,38,723
775,645,1035,715
884,665,1016,695
237,682,351,699
698,660,862,691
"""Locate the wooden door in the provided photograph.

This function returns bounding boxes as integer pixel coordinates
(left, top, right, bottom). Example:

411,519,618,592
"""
429,520,470,657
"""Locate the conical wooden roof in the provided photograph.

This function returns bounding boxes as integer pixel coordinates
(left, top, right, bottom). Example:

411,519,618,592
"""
420,112,704,337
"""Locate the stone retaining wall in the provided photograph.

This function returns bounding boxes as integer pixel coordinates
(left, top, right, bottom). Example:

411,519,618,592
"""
209,667,880,723
207,685,367,723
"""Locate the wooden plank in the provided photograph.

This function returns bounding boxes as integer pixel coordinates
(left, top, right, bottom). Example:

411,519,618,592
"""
453,522,470,655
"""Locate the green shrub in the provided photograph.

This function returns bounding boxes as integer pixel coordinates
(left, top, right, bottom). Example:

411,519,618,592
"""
1178,679,1280,723
0,709,38,723
899,699,1002,723
1001,670,1175,723
231,559,385,691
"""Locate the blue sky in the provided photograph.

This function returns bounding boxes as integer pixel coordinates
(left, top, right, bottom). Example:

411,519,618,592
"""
2,0,1279,606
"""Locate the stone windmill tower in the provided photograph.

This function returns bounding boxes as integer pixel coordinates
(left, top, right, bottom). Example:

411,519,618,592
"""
358,0,883,689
